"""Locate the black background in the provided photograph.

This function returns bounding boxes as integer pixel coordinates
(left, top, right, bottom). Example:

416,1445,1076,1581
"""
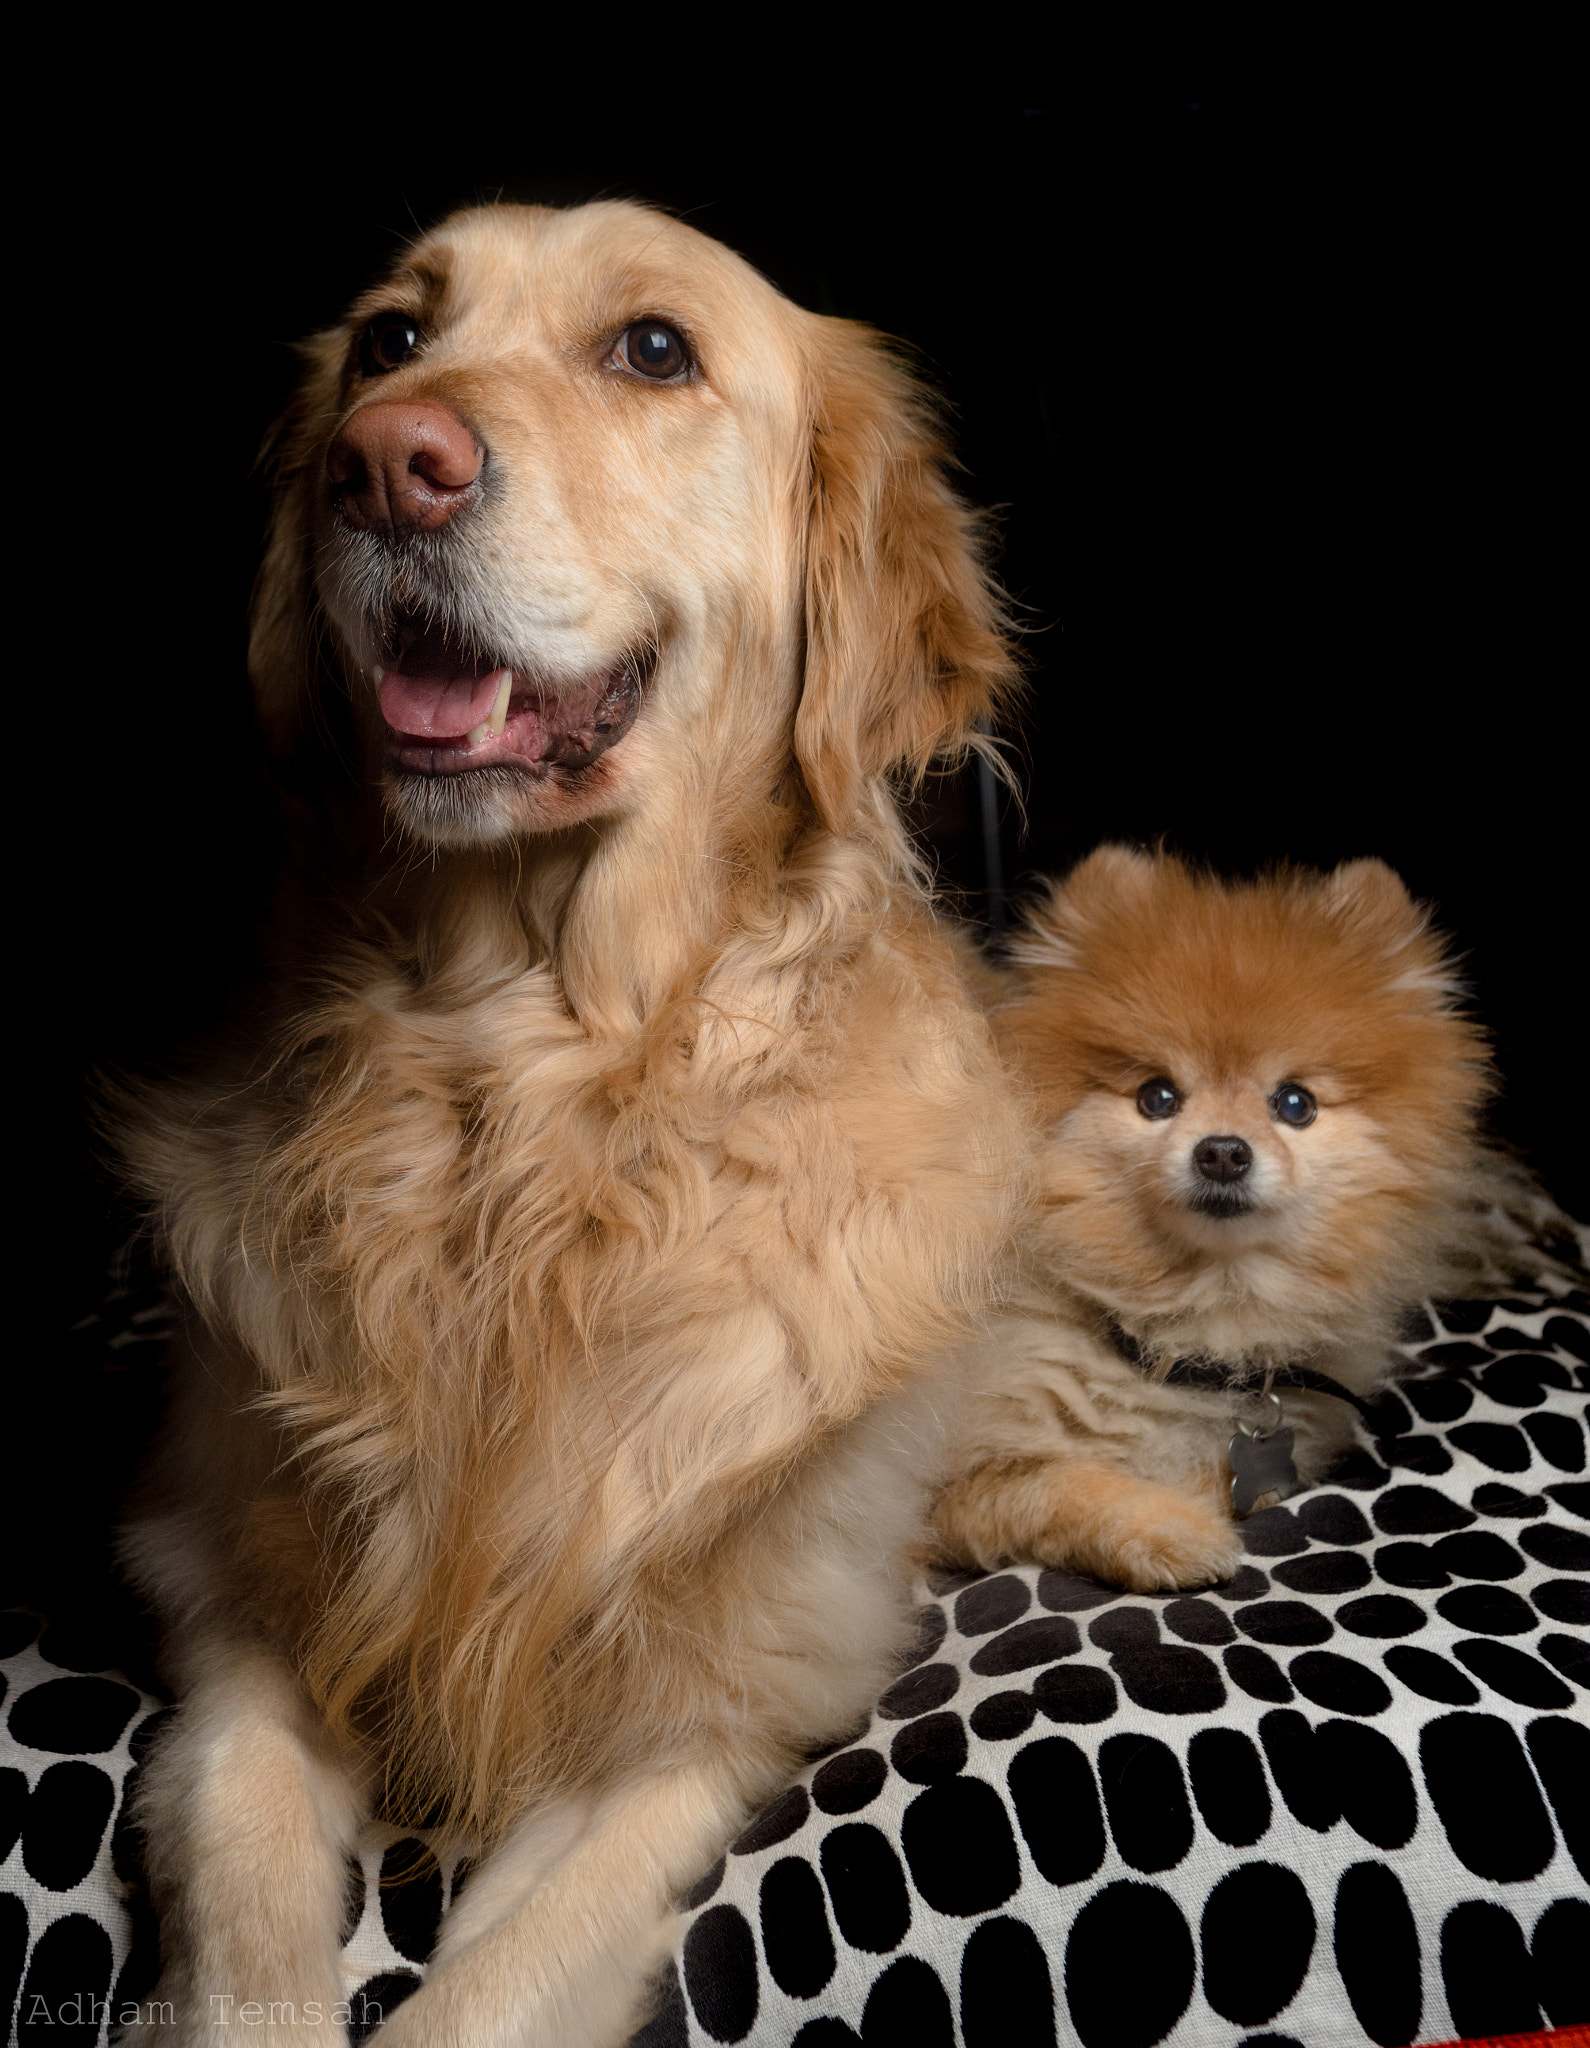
15,68,1581,1612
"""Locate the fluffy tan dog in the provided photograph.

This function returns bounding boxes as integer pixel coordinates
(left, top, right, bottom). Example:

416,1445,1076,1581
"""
113,200,1027,2045
932,846,1524,1592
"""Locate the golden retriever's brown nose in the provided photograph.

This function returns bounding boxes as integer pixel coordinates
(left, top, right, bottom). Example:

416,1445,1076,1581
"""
327,401,483,534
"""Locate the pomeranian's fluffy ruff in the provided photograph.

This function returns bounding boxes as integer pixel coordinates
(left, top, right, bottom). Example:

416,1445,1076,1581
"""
112,201,1027,2046
932,845,1527,1592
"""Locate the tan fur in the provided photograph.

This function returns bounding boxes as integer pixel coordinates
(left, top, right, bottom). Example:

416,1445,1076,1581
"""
112,201,1027,2045
932,845,1524,1592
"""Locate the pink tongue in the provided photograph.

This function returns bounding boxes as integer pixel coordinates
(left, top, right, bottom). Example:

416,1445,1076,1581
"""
378,668,508,739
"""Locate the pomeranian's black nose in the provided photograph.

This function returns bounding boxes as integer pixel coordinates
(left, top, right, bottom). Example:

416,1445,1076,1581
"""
1193,1135,1253,1183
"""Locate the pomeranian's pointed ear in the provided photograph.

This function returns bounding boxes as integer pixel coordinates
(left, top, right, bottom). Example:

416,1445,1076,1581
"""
1011,846,1160,970
248,333,349,778
1322,858,1418,929
794,320,1018,832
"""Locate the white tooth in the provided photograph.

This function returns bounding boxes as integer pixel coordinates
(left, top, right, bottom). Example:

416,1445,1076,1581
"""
373,666,384,683
487,670,513,734
465,722,491,747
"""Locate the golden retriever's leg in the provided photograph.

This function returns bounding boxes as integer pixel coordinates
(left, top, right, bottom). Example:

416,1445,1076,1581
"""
136,1636,366,2044
373,1756,765,2048
931,1454,1243,1592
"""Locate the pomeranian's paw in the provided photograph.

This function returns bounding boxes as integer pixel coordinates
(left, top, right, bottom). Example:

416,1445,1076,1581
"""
929,1455,1244,1590
1099,1495,1245,1593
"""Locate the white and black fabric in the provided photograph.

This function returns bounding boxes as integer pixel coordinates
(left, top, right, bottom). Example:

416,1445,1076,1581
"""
4,1255,1587,2047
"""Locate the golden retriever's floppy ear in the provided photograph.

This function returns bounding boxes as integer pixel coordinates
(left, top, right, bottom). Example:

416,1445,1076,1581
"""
795,321,1019,831
248,334,348,777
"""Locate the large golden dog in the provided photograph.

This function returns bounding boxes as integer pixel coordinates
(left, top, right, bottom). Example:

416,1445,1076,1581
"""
115,201,1027,2043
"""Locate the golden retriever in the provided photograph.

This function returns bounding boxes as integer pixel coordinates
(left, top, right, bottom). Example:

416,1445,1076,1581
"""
113,200,1028,2044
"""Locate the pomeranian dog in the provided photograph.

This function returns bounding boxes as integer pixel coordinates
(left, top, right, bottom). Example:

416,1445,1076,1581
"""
932,845,1527,1592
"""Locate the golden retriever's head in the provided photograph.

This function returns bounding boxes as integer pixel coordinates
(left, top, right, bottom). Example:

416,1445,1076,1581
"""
253,201,1014,849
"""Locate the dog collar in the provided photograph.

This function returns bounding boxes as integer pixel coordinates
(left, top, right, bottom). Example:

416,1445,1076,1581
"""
1100,1316,1382,1517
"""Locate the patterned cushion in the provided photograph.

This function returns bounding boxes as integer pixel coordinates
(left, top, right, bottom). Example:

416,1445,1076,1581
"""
3,1261,1587,2047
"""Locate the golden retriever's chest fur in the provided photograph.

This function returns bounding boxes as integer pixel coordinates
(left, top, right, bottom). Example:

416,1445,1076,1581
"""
144,889,1019,1832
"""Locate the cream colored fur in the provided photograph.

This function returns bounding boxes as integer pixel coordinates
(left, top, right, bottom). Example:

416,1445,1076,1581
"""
112,201,1027,2045
932,847,1543,1591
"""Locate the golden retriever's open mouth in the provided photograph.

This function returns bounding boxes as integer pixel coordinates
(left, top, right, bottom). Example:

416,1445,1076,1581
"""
376,611,652,777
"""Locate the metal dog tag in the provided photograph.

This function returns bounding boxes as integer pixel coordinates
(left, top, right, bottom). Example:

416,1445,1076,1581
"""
1229,1424,1300,1517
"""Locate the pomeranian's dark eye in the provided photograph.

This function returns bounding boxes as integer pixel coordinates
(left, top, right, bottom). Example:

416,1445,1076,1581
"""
1136,1079,1182,1120
1272,1084,1318,1127
360,312,422,377
618,320,690,380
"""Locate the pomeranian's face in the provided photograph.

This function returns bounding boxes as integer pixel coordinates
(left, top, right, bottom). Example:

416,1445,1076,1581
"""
997,848,1492,1318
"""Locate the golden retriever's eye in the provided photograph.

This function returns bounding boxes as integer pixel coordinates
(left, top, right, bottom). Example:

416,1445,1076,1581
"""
1272,1083,1318,1127
360,312,423,377
617,320,690,381
1136,1078,1182,1120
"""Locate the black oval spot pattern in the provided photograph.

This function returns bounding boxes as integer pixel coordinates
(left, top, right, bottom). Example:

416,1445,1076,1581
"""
1435,1584,1536,1634
1404,1375,1473,1423
1319,1721,1418,1849
1453,1637,1575,1708
1533,1576,1590,1624
1240,1506,1309,1555
812,1749,887,1816
1539,1631,1590,1687
1420,1713,1555,1880
1448,1421,1532,1471
1295,1493,1373,1543
1374,1541,1450,1588
1096,1734,1192,1873
6,1675,140,1753
378,1838,443,1964
1162,1596,1236,1644
631,1960,690,2048
954,1574,1030,1636
1235,1600,1333,1646
1110,1645,1225,1714
21,1760,116,1891
683,1903,760,2042
1188,1728,1271,1845
1224,1644,1294,1703
1065,1882,1195,2048
1533,1896,1590,2026
1087,1608,1157,1653
17,1914,114,2044
349,1971,422,2042
875,1662,958,1721
0,1892,26,2048
901,1778,1020,1915
1334,1862,1423,2048
898,1604,948,1670
1431,1529,1526,1578
1520,1520,1590,1571
1289,1651,1392,1716
1260,1710,1339,1832
1209,1564,1272,1602
1272,1551,1371,1595
0,1766,25,1865
969,1616,1079,1677
1526,1715,1590,1881
681,1858,726,1910
1035,1569,1117,1612
1008,1737,1105,1887
1337,1594,1426,1637
1440,1900,1542,2039
1374,1486,1475,1534
970,1690,1036,1741
1473,1482,1548,1518
734,1784,810,1853
959,1915,1057,2048
760,1857,835,1999
0,1612,39,1658
819,1824,911,1953
860,1956,953,2047
1383,1643,1481,1705
1032,1664,1117,1723
890,1711,966,1784
1201,1862,1315,2024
